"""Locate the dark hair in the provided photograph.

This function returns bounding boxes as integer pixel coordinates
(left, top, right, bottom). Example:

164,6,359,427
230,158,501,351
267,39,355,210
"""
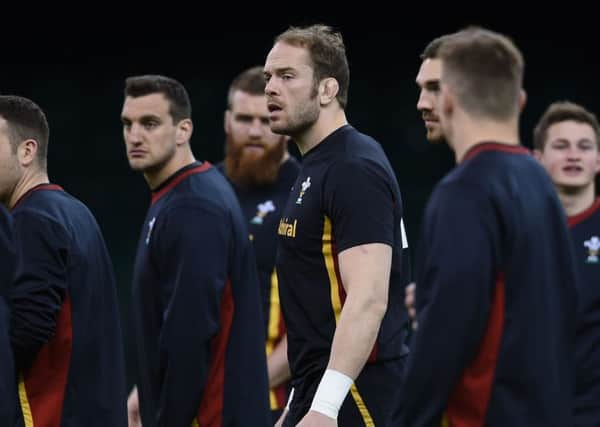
0,95,49,169
275,24,350,109
227,66,266,108
533,101,600,150
124,75,191,123
438,27,524,120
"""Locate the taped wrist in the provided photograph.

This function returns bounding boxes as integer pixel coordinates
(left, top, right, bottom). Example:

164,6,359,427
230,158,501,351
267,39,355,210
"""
309,369,353,419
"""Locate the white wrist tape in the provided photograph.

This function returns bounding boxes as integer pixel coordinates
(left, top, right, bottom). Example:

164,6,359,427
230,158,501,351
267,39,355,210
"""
285,387,295,411
309,369,353,419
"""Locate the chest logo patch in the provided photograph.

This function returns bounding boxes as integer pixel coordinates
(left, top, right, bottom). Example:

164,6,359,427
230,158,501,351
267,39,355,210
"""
584,236,600,264
278,217,298,238
296,176,311,205
251,200,275,225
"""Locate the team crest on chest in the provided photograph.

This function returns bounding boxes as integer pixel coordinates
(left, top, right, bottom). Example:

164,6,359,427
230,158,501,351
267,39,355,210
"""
145,217,156,245
296,177,311,205
251,200,275,225
584,236,600,264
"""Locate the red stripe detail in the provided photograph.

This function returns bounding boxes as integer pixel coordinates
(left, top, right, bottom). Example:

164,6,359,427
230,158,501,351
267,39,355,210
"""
24,295,72,426
463,143,529,162
331,238,379,361
330,238,347,306
273,383,288,409
445,273,505,427
277,310,287,338
12,184,64,211
151,162,212,205
568,198,600,228
196,279,234,427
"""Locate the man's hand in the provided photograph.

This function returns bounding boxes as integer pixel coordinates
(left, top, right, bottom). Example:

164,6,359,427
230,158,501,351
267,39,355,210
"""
127,386,142,427
296,410,337,426
405,282,418,330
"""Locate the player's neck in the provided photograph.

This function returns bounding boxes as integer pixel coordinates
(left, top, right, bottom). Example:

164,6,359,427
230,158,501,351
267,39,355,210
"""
8,168,50,209
144,148,197,190
558,183,596,217
295,108,347,155
452,115,520,163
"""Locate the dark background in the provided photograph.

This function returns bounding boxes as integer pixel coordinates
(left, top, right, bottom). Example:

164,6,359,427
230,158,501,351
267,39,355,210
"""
3,17,598,388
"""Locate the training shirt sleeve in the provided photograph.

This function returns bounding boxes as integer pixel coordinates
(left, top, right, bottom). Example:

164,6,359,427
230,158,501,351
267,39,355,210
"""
323,158,398,252
9,211,69,370
150,201,231,426
400,182,499,426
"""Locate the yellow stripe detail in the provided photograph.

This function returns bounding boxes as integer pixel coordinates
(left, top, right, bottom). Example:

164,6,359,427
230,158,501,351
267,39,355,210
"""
269,390,277,410
266,268,281,410
322,216,342,322
441,414,450,427
269,390,277,409
350,384,375,426
18,374,34,427
322,216,375,425
191,419,199,427
268,269,280,341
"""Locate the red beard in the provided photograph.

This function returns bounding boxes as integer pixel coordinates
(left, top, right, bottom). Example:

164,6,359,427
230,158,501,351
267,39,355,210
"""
224,135,286,187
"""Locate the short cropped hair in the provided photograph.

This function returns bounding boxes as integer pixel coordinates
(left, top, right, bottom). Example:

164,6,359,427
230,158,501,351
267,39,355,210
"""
533,101,600,150
275,24,350,109
0,95,49,169
125,75,191,123
438,27,524,121
227,66,266,108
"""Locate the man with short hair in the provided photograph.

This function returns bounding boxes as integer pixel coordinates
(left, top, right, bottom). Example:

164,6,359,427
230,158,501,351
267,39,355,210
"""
0,95,127,426
219,65,299,423
122,75,270,427
534,100,600,426
264,24,411,427
399,28,578,426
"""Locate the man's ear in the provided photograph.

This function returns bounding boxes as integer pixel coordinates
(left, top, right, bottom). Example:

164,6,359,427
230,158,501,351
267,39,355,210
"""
519,88,527,112
18,139,38,166
224,110,231,134
175,119,193,145
319,78,339,106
